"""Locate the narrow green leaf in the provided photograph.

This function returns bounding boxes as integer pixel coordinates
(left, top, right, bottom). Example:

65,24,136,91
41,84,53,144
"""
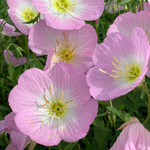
119,0,132,6
107,107,131,122
63,141,78,150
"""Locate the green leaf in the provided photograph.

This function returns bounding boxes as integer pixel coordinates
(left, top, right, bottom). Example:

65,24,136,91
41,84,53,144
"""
92,118,105,129
93,126,108,150
107,107,131,122
63,141,78,150
119,0,132,6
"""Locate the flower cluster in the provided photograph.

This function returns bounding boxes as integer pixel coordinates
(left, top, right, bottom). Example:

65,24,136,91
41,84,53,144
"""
1,0,150,149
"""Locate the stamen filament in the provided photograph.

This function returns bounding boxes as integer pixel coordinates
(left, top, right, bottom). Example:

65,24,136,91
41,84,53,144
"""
56,39,62,47
49,86,52,96
114,57,121,65
59,91,64,102
71,45,77,53
125,62,128,76
65,100,73,104
68,39,75,48
112,62,122,73
112,70,123,76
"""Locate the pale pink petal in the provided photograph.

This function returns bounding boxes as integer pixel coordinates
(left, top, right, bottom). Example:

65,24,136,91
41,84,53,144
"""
32,0,104,30
8,8,31,35
87,28,149,100
10,130,31,150
15,109,61,146
44,11,85,30
5,142,17,150
68,0,104,21
60,98,98,142
0,19,21,36
0,120,8,133
110,122,150,150
4,50,27,67
107,12,138,36
5,112,18,131
49,62,91,106
9,68,52,113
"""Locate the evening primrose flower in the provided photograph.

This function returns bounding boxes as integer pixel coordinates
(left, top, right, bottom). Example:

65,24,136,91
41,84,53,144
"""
32,0,104,30
4,50,27,67
107,11,150,78
110,118,150,150
7,0,39,35
86,27,149,100
28,20,97,73
0,19,21,36
8,62,98,146
0,112,31,150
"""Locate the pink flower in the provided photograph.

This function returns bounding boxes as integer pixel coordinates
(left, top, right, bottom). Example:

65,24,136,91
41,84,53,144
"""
149,0,150,5
7,0,39,35
105,0,123,14
136,2,150,13
110,119,150,150
31,0,104,30
0,112,31,150
28,20,97,73
0,19,21,36
4,50,27,67
8,62,98,146
86,27,149,101
107,11,150,78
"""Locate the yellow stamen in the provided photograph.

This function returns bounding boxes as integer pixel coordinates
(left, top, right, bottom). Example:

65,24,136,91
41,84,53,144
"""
63,33,67,45
39,95,49,107
99,69,107,74
125,62,128,76
114,57,121,65
110,74,120,79
56,39,62,47
112,70,123,76
49,86,52,96
71,45,77,53
59,91,64,102
112,62,122,73
68,39,75,48
65,100,73,104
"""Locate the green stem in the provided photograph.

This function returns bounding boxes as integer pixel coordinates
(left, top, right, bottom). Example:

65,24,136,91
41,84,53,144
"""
28,141,37,150
141,82,150,126
96,112,107,117
23,34,29,54
140,0,143,11
6,49,14,73
58,144,61,150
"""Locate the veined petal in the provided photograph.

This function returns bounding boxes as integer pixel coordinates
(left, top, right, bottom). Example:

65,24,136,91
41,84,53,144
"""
87,27,149,100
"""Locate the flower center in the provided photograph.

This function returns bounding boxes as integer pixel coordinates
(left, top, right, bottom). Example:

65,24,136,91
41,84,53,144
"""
22,8,38,22
99,57,142,82
39,88,73,123
52,0,78,13
53,33,77,63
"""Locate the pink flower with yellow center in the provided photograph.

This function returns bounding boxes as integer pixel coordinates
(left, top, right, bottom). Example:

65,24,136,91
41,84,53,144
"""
28,20,97,73
86,27,149,100
31,0,104,30
7,0,40,35
8,62,98,146
107,11,150,78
